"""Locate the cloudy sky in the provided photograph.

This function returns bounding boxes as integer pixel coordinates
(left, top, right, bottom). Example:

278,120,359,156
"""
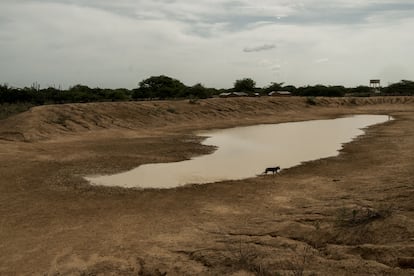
0,0,413,89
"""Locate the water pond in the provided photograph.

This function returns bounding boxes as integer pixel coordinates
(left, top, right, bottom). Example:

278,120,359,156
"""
86,115,390,189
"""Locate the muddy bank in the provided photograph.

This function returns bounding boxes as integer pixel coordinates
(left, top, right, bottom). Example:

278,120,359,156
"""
0,97,413,275
1,96,413,141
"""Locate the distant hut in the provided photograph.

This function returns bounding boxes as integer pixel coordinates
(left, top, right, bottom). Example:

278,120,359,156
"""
219,92,232,98
268,91,291,97
232,92,248,97
219,92,248,98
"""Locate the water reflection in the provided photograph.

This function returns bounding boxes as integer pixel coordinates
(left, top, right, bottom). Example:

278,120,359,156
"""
86,115,390,189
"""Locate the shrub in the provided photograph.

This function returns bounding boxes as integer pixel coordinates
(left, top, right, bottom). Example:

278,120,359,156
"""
306,97,317,105
166,107,176,113
335,205,393,227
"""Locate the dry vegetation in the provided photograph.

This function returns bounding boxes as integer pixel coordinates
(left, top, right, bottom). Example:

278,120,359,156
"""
0,96,413,275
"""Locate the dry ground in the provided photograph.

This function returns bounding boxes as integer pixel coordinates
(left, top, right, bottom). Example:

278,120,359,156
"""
0,97,413,275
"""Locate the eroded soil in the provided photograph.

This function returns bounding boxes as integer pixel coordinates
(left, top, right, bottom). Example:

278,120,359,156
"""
0,97,413,275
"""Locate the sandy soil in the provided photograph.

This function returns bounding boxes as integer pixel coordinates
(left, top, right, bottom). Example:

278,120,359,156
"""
0,97,413,275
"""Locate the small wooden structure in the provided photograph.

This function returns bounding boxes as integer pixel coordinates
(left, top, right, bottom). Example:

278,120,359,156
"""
370,79,381,93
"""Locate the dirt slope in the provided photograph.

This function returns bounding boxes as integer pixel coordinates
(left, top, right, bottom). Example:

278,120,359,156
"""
1,96,413,141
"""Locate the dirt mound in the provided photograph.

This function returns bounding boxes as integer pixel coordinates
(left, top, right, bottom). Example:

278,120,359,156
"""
0,96,412,141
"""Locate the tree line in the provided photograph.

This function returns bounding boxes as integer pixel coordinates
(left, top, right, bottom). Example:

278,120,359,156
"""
1,77,413,105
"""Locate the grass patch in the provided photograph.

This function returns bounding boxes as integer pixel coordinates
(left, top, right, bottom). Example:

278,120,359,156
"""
166,107,177,113
305,97,317,105
0,103,34,120
283,245,314,276
188,98,199,104
335,205,393,227
349,98,358,105
224,240,276,275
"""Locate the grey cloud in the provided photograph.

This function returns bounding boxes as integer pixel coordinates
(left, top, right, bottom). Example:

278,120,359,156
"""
20,0,414,36
271,64,281,71
314,58,329,64
243,44,276,53
279,2,414,25
24,0,414,24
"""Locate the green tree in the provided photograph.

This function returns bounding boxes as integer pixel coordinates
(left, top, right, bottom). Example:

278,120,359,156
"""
282,85,297,93
68,84,99,102
384,80,414,95
133,75,186,99
296,85,345,97
263,82,284,94
351,85,371,96
185,83,210,99
234,78,256,92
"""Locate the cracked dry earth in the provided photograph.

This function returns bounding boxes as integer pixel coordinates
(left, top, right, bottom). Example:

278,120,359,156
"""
0,97,413,275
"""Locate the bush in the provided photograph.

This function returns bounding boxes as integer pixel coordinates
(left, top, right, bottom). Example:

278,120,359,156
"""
306,97,317,105
335,205,393,227
0,103,34,120
166,107,176,113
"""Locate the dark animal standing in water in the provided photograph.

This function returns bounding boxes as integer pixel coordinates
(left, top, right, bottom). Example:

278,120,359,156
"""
264,166,280,174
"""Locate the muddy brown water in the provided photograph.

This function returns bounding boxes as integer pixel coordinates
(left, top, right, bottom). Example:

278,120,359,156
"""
86,115,390,189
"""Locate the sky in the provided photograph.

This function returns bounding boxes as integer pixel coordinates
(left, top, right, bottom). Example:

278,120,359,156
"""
0,0,413,89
